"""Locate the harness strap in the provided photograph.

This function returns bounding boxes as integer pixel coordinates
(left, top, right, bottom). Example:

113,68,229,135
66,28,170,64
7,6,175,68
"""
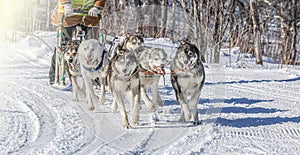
82,50,106,72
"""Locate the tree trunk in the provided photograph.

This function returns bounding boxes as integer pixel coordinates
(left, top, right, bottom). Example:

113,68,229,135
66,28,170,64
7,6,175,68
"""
160,0,168,38
250,0,263,65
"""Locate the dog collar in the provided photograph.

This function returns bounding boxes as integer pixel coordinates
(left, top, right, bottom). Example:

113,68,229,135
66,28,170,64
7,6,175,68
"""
82,50,107,72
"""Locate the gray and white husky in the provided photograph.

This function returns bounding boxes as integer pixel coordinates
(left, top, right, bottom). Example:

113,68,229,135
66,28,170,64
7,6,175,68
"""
109,33,144,60
78,39,109,111
170,41,205,125
108,47,140,129
135,46,168,111
64,40,85,101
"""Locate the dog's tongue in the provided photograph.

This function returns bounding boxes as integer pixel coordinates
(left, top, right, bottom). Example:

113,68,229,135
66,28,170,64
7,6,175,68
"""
69,63,75,70
184,65,190,71
122,73,129,78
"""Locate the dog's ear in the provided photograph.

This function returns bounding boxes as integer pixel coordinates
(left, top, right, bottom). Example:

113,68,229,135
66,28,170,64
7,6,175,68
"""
138,35,144,43
67,40,72,46
116,44,124,55
179,38,191,46
179,40,187,46
74,40,81,45
134,32,144,42
126,32,131,38
73,40,81,48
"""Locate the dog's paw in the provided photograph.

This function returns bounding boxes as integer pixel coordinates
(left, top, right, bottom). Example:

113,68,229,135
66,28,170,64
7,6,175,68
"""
185,113,191,121
72,98,79,102
123,123,131,129
192,121,202,125
178,115,186,122
178,113,186,122
157,97,164,107
131,116,139,126
111,102,118,113
89,106,95,111
146,103,156,111
98,96,105,105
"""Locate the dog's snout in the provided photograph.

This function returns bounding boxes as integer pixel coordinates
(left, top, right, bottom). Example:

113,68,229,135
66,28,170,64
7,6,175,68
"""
184,60,189,64
68,58,73,63
122,68,127,73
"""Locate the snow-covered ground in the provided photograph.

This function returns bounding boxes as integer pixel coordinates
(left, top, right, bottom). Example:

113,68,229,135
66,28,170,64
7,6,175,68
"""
0,32,299,154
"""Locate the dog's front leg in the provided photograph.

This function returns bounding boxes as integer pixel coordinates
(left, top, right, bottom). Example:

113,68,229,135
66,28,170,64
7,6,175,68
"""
141,86,155,111
190,91,202,125
180,93,191,122
131,86,141,126
71,76,79,101
82,74,95,111
97,77,106,105
174,87,190,122
111,98,118,113
171,76,191,122
115,93,130,129
150,81,163,107
78,78,86,98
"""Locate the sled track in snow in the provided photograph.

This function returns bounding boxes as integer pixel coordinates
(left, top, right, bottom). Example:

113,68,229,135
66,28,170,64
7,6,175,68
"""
214,125,300,154
1,79,95,154
0,80,56,154
203,75,300,154
75,103,194,154
230,82,300,103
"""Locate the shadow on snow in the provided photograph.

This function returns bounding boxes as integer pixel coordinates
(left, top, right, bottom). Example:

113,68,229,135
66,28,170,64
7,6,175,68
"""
205,76,300,86
215,116,300,128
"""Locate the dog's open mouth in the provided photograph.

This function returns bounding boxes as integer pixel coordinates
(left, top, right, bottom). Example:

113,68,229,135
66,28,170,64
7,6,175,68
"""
69,60,79,72
122,73,129,78
184,64,190,71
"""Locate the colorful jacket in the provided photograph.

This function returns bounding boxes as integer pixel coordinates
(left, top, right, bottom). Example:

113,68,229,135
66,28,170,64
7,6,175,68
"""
52,0,107,27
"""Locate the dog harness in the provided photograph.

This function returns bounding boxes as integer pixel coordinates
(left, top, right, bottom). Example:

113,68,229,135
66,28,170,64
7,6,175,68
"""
81,50,106,72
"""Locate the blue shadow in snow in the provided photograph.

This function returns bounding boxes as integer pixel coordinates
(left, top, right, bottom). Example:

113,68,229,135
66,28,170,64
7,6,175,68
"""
198,107,286,115
205,77,300,86
215,116,300,128
163,100,178,106
162,86,174,96
164,97,273,106
200,98,274,106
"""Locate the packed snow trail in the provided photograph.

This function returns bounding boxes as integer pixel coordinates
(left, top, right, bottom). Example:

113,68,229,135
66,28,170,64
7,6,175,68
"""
0,35,299,154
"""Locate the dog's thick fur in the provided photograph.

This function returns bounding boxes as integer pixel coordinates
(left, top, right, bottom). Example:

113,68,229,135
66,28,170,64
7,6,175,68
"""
109,34,144,60
135,46,168,110
119,34,144,51
108,48,140,129
78,39,109,111
64,40,85,101
170,41,205,125
110,34,144,113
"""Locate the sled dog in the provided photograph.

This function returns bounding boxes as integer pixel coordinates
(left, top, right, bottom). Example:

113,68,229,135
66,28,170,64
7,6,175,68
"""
135,46,168,110
78,39,109,111
170,41,205,125
64,40,85,101
109,33,144,60
108,46,140,129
